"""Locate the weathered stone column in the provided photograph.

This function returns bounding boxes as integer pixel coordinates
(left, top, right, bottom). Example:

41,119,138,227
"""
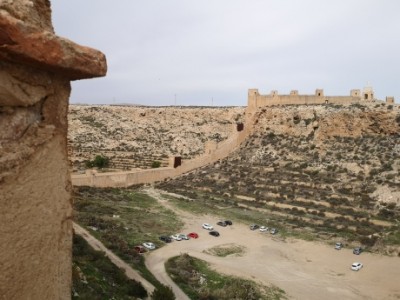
0,1,106,299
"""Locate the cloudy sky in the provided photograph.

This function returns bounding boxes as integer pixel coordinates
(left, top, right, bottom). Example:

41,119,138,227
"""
52,1,399,106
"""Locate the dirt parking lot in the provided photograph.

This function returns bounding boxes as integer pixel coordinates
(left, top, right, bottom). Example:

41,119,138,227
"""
145,189,400,300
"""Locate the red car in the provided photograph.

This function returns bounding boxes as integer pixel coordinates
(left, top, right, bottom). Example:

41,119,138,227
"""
188,232,199,239
134,245,147,254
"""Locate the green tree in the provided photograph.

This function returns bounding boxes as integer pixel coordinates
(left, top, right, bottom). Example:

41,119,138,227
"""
151,161,161,168
151,284,175,300
85,155,110,169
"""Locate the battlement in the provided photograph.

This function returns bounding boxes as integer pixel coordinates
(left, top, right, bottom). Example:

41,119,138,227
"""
248,87,380,109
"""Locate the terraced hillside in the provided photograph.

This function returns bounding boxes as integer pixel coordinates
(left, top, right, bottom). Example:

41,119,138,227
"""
68,105,245,171
158,103,400,255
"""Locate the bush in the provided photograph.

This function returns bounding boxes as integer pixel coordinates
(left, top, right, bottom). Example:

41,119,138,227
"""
151,284,175,300
85,155,110,169
151,161,162,168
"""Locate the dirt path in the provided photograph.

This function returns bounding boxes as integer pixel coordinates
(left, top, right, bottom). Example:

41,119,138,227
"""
73,223,155,296
142,188,400,300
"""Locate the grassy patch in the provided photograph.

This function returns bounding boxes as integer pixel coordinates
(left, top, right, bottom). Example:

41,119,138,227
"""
165,254,286,300
203,243,246,257
73,186,184,288
72,234,147,299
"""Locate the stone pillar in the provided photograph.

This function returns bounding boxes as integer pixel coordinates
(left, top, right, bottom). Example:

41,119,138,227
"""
0,1,106,299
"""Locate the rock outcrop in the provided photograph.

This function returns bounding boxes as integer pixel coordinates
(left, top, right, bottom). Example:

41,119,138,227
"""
0,1,106,299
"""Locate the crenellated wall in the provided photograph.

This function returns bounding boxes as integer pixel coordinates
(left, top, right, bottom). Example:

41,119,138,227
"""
247,87,380,111
0,1,106,299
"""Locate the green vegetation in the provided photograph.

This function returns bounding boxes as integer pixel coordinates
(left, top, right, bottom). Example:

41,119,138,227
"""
72,234,147,299
85,155,110,169
151,160,162,168
150,285,176,300
165,254,286,300
74,186,184,288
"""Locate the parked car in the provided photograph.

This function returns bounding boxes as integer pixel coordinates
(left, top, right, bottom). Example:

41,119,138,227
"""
351,262,363,271
209,230,220,237
142,242,156,250
178,234,189,240
188,232,199,239
353,247,363,255
202,223,213,230
335,242,343,250
217,221,227,227
133,245,147,254
250,224,259,230
170,234,182,241
225,220,233,225
270,228,278,235
259,226,268,232
159,235,172,243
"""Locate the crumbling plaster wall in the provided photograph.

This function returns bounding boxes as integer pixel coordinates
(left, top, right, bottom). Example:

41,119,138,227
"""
0,1,106,299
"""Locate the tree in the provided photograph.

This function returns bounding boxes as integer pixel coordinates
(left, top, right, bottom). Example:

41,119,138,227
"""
151,285,175,300
151,161,161,168
85,155,109,169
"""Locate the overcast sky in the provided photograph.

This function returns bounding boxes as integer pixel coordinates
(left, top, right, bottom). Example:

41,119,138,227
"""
52,1,399,106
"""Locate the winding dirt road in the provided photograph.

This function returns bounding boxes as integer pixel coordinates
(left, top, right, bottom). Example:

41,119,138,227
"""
143,187,400,300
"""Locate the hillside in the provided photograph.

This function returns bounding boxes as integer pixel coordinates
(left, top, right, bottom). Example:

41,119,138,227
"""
68,105,245,171
157,102,400,254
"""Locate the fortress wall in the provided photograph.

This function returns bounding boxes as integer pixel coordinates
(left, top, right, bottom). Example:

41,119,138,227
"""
0,2,106,299
249,95,361,108
71,115,253,188
248,88,367,111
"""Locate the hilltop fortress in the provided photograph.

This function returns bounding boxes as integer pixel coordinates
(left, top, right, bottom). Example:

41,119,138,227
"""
248,87,395,109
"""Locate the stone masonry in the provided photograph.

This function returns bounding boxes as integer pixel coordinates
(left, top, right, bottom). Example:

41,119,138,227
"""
247,87,389,110
0,1,106,299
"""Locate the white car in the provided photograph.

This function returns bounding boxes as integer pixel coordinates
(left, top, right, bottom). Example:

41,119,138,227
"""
202,223,213,230
142,242,156,250
351,262,363,271
170,234,182,241
178,234,189,240
259,226,269,232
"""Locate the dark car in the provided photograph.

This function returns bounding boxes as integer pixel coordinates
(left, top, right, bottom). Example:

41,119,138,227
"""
250,224,260,230
217,221,227,227
353,247,363,255
209,231,220,237
225,220,233,225
159,235,172,243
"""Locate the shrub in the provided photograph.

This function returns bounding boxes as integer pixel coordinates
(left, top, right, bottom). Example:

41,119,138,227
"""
151,284,175,300
85,155,110,169
151,161,162,168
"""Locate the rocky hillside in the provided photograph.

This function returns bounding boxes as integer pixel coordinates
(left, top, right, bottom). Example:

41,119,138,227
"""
68,105,245,171
158,102,400,254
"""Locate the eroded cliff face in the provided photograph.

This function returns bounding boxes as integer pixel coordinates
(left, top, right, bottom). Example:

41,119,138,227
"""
0,1,106,299
253,103,400,141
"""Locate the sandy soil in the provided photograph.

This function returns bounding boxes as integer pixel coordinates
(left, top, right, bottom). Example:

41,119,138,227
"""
144,188,400,300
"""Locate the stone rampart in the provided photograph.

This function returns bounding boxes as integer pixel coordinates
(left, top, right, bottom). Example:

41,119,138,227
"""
247,88,377,111
71,119,252,187
0,1,106,299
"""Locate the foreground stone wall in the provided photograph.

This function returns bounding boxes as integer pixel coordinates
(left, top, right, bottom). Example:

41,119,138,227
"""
0,1,106,299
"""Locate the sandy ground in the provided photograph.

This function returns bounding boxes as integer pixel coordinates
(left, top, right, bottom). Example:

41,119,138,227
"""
144,188,400,300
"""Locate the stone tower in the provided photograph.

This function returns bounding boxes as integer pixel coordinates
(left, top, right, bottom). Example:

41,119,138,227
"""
0,1,106,299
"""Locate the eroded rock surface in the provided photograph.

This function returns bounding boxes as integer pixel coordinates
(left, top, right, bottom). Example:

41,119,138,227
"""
0,1,106,299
